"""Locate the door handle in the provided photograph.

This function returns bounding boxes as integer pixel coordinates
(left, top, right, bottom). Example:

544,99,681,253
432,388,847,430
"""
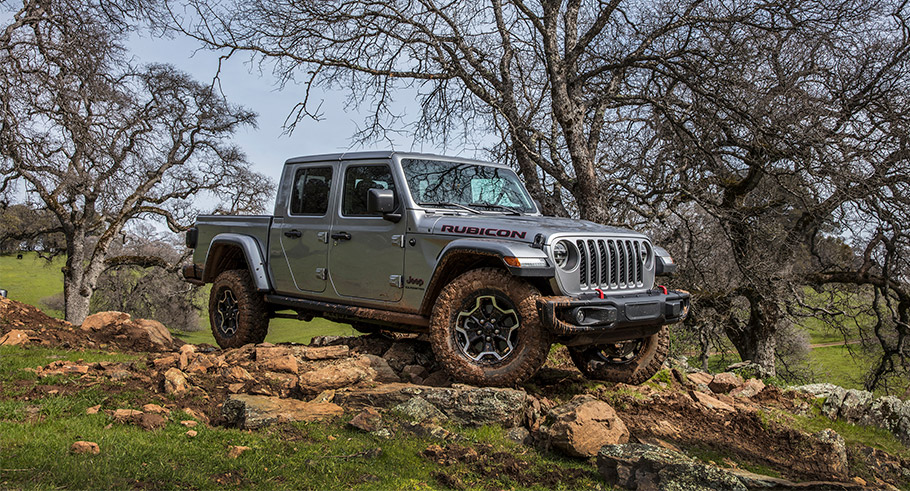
331,232,352,241
284,229,302,238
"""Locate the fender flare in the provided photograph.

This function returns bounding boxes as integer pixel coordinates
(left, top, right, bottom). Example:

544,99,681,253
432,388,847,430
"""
201,233,270,291
418,238,553,315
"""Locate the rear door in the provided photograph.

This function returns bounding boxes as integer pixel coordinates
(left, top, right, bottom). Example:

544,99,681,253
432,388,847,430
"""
271,164,334,294
328,161,406,302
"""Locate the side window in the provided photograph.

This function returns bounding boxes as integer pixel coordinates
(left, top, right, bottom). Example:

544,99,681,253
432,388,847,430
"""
342,164,396,216
289,166,333,215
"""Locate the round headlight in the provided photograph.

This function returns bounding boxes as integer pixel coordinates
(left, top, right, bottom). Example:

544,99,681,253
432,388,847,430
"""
553,240,570,269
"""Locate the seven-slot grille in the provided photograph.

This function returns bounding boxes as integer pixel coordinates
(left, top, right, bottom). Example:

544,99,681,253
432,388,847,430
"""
576,238,647,290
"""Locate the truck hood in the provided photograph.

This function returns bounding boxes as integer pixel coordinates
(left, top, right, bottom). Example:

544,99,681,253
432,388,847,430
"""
419,213,647,244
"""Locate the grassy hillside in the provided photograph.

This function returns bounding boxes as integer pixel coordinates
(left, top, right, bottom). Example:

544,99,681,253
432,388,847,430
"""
0,252,353,345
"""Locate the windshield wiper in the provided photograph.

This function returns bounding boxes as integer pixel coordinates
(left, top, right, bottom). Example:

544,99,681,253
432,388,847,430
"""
469,203,522,215
418,201,481,214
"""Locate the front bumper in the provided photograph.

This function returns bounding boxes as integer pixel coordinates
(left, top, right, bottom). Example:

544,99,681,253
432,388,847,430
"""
537,289,690,345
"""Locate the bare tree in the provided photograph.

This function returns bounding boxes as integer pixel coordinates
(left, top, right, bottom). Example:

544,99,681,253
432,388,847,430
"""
0,0,273,324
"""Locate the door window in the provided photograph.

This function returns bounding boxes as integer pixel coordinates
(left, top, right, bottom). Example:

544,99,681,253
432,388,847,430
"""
290,166,333,215
342,164,397,216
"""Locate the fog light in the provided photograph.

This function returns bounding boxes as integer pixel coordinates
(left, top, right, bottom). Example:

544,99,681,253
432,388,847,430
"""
574,308,586,324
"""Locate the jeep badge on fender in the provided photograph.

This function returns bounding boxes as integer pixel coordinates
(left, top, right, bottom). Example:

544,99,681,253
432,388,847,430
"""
183,151,689,386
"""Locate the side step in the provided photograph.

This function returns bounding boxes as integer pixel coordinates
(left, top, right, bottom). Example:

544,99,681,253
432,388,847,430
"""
264,294,430,329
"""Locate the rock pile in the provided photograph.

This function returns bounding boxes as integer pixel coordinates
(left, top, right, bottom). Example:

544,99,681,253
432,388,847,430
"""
796,383,910,446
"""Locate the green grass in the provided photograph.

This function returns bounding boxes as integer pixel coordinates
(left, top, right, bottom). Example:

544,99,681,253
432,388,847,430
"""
0,345,597,490
0,251,353,345
807,345,872,391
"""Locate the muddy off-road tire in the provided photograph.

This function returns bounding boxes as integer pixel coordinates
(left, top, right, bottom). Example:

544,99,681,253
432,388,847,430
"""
209,269,269,349
568,326,669,385
429,268,551,387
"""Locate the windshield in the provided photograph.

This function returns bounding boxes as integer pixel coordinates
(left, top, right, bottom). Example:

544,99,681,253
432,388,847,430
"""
401,158,536,213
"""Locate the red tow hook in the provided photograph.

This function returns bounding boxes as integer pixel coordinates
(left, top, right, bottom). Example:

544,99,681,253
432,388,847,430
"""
595,288,605,299
657,285,668,295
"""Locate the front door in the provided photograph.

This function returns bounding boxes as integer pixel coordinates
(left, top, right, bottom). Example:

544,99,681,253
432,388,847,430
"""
328,162,406,302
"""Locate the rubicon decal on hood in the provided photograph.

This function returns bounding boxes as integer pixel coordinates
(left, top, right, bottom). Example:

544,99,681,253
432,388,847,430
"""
440,224,527,239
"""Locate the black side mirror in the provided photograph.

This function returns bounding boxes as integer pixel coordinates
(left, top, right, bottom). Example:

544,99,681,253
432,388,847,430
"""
367,188,396,213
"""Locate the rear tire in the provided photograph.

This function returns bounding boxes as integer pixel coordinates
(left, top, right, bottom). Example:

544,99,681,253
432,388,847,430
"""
568,326,669,385
209,270,269,349
429,268,551,387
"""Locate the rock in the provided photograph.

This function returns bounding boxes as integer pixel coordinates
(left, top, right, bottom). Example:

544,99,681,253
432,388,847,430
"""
152,355,178,369
546,395,629,458
795,383,841,398
181,420,198,428
687,372,714,386
839,389,873,423
185,355,214,374
691,391,735,412
70,441,101,455
256,347,299,374
134,319,175,350
821,385,848,420
597,443,747,491
227,445,250,459
139,413,167,431
186,430,198,438
227,383,245,393
81,311,131,331
142,403,169,415
311,390,335,403
0,329,30,346
506,426,531,445
349,407,383,432
401,364,429,383
112,408,143,423
813,429,849,478
335,383,531,428
223,366,254,382
361,355,401,383
262,371,299,397
64,364,89,374
163,368,190,395
298,357,374,393
709,372,744,394
221,394,343,429
729,378,765,398
295,345,350,360
382,342,417,372
393,396,447,423
86,404,101,415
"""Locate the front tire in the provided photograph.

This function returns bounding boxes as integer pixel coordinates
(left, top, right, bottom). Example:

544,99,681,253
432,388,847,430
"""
568,326,669,385
429,268,551,387
209,270,269,349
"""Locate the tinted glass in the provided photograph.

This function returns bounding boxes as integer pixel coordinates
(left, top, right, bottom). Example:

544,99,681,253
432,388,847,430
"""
342,164,397,216
290,166,332,215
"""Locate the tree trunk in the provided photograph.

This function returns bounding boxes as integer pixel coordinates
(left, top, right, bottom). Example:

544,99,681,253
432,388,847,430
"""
724,295,778,377
63,281,92,326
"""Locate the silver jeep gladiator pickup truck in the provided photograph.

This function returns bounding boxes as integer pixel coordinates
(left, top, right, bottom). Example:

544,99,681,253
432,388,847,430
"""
183,151,689,386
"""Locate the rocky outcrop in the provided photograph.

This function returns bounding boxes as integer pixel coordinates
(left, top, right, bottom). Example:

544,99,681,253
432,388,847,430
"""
545,395,629,457
334,383,532,428
796,383,910,445
221,394,343,429
597,443,748,490
80,311,182,352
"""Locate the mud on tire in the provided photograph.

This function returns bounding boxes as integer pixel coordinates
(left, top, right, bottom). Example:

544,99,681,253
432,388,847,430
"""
568,326,669,385
209,269,269,349
429,268,551,387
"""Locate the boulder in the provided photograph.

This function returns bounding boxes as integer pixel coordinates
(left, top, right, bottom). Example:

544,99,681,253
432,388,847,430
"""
0,329,30,346
361,354,401,383
546,395,629,458
687,372,714,386
729,378,765,398
401,364,429,383
813,429,849,478
256,347,299,374
838,389,873,423
295,345,351,360
334,383,532,428
393,396,447,423
223,366,254,382
597,443,747,491
708,372,744,394
70,441,101,455
221,394,343,429
81,311,131,331
690,391,735,412
134,319,175,351
163,368,190,395
298,356,374,392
